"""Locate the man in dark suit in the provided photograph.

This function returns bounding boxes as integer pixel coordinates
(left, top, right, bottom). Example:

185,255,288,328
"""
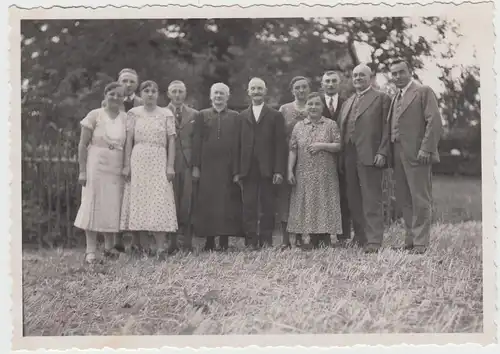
166,80,199,253
233,77,286,249
388,59,443,254
320,70,351,247
339,64,391,253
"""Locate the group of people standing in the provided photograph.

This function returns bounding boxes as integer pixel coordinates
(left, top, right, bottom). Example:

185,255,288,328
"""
74,58,443,264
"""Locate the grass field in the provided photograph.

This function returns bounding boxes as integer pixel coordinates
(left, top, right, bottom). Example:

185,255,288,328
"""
22,175,483,335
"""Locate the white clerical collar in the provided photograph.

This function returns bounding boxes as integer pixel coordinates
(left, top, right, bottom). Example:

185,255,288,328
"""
252,102,264,108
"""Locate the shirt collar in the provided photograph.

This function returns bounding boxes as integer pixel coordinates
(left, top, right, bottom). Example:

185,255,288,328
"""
304,116,326,125
212,105,227,113
326,93,339,101
356,86,372,97
125,93,136,101
252,102,264,108
400,79,414,96
169,102,184,112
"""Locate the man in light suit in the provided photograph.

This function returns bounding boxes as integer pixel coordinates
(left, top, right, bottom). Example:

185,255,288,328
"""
339,64,391,253
166,80,199,253
233,77,286,249
388,58,443,254
113,68,145,255
320,70,351,247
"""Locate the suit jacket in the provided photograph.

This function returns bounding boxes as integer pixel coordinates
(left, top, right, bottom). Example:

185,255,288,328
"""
387,81,443,166
339,87,391,167
233,104,286,179
321,94,344,123
167,103,198,169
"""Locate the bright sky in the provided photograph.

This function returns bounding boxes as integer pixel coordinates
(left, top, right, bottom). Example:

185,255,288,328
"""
354,16,479,96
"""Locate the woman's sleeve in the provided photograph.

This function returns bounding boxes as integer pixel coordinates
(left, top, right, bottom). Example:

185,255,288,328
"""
126,111,136,132
289,123,299,151
80,110,98,131
165,109,177,137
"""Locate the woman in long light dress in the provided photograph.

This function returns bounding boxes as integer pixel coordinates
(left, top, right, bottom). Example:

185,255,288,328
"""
120,80,178,260
287,92,343,249
75,82,128,264
276,76,311,250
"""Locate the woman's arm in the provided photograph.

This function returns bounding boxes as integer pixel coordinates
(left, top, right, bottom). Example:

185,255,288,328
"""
165,111,176,181
318,142,341,153
78,127,92,178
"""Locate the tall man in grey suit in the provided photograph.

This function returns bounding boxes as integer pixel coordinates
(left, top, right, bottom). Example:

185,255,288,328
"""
166,80,199,253
339,64,391,253
388,58,443,254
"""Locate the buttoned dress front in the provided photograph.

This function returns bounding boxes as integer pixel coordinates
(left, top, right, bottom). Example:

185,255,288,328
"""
120,106,178,232
287,117,343,235
74,108,128,232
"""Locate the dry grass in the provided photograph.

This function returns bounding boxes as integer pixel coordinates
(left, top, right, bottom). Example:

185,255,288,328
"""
22,176,483,335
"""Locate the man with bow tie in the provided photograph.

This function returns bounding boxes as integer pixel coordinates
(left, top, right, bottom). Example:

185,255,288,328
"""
339,64,391,254
320,70,351,247
166,80,199,253
388,58,443,255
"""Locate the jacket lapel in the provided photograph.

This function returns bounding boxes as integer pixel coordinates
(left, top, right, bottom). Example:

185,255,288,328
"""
355,88,377,119
256,104,269,124
395,82,418,119
339,94,355,134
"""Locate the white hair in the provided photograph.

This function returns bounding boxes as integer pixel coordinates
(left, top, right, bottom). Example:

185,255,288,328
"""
168,80,186,92
210,82,230,96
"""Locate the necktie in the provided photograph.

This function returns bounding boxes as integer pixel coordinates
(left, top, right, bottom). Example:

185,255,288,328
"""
175,107,182,127
329,96,335,115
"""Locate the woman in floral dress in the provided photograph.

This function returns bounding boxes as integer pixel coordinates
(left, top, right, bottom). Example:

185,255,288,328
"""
287,92,343,249
120,80,178,260
277,76,311,249
75,82,128,264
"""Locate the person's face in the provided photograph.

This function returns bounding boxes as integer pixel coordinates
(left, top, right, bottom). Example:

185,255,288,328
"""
306,96,323,118
168,85,187,105
390,62,412,89
321,74,340,96
247,79,267,103
105,86,125,109
292,79,310,101
119,74,138,96
141,84,159,105
211,88,229,106
352,67,371,91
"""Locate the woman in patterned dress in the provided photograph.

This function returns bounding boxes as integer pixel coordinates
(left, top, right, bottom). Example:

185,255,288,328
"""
287,92,343,249
75,82,128,264
277,76,311,250
120,80,178,260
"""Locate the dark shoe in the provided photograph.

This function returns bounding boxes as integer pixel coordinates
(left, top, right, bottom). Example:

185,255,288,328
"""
363,244,381,254
129,244,145,256
113,244,126,253
391,245,414,252
103,248,120,260
167,246,180,255
181,245,194,253
300,243,314,251
280,243,292,251
409,247,427,255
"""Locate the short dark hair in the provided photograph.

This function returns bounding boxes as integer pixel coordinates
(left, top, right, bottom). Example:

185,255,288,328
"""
289,76,311,90
140,80,159,92
390,58,412,71
103,82,123,96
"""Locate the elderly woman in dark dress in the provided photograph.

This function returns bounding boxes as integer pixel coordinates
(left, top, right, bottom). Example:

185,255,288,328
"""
276,76,311,249
287,92,343,249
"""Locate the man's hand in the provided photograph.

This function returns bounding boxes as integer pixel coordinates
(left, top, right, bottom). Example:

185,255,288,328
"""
417,150,431,165
273,173,283,185
192,166,200,179
233,174,242,188
373,154,386,168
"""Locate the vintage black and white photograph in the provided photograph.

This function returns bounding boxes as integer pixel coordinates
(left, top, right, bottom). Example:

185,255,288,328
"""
10,1,496,350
